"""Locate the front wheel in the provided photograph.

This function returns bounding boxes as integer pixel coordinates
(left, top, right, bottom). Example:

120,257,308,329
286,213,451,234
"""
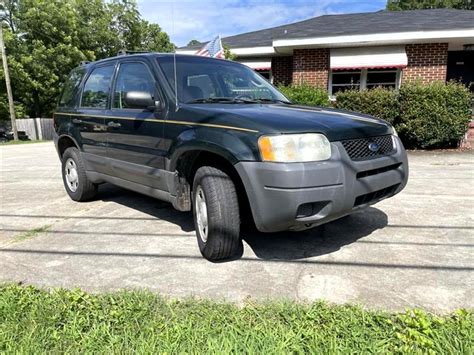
192,166,242,261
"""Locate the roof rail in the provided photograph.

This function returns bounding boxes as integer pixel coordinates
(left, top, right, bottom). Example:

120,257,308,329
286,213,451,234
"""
117,50,152,56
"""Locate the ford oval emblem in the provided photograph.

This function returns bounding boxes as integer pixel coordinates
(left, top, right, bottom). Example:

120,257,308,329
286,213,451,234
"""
368,142,380,152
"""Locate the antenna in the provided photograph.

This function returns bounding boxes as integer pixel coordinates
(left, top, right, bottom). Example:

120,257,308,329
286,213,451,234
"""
172,2,179,112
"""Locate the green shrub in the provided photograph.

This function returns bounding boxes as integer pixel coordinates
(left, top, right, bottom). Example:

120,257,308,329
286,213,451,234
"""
398,81,472,149
278,84,330,107
278,82,471,149
335,87,400,125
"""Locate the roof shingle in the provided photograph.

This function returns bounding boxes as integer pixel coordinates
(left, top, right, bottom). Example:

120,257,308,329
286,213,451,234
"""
180,9,474,50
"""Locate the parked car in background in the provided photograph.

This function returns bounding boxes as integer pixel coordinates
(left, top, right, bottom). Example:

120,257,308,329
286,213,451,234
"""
0,129,29,143
53,53,408,261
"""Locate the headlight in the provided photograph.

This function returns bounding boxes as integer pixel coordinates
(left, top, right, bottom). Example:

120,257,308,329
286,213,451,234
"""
258,133,331,162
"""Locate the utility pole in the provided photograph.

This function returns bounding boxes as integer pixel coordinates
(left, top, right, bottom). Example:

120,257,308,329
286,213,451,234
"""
0,24,18,141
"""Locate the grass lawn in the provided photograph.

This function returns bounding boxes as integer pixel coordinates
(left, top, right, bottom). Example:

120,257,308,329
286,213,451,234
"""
0,285,472,353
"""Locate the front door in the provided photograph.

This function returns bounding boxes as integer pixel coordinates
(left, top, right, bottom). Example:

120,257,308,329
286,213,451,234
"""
106,60,168,190
447,51,474,92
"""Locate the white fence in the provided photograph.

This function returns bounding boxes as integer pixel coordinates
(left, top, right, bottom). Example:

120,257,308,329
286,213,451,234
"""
16,118,54,140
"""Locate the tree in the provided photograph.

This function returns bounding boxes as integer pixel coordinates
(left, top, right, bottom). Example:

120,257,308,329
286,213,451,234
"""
223,44,236,61
386,0,474,10
187,39,201,47
140,22,175,53
0,0,174,119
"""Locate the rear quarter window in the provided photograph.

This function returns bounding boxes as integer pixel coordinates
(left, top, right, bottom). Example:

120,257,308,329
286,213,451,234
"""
59,67,86,108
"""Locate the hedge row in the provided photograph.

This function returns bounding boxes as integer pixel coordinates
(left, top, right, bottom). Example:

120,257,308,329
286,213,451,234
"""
278,84,330,107
279,82,472,149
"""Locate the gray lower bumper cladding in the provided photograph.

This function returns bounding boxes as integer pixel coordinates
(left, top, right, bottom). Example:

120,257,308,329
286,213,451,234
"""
235,136,408,233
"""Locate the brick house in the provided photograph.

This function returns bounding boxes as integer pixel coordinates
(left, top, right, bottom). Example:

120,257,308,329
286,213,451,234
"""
178,9,474,96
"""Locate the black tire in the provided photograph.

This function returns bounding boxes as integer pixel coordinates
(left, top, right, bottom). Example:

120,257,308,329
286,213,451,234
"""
61,147,97,201
192,166,242,261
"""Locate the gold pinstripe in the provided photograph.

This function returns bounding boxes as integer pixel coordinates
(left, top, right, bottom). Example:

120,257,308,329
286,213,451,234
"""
53,112,258,133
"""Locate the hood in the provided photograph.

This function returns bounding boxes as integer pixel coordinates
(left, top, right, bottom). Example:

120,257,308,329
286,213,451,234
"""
178,103,394,141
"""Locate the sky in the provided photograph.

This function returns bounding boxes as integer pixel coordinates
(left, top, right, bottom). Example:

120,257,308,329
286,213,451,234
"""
137,0,388,47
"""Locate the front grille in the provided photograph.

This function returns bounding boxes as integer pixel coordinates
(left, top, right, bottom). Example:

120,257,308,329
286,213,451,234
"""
354,183,400,207
341,135,395,161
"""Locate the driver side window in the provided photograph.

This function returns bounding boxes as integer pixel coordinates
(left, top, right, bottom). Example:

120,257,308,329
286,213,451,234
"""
113,62,156,109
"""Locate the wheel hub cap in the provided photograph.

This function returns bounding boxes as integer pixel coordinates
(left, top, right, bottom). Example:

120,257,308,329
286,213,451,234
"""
195,186,208,242
65,158,79,192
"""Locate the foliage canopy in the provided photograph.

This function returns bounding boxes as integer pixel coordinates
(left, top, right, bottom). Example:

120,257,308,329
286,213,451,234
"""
386,0,474,10
0,0,175,119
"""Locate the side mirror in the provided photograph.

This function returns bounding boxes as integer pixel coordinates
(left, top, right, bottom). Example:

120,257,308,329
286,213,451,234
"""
124,91,158,110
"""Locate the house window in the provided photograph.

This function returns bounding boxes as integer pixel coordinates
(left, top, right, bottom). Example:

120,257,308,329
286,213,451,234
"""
331,71,361,95
366,69,399,89
257,70,271,81
329,68,401,96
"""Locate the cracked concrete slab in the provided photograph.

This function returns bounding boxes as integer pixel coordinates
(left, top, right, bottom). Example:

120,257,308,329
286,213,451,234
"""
0,142,473,312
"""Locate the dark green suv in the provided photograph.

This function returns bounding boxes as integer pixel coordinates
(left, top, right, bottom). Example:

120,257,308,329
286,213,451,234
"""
54,53,408,261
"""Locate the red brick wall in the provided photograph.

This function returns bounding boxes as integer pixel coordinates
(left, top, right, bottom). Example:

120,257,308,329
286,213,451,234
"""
292,48,330,88
271,56,293,86
460,121,474,149
403,43,448,84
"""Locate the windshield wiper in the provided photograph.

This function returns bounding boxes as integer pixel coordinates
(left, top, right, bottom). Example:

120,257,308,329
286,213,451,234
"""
186,97,261,104
253,98,292,104
186,97,292,104
186,97,234,104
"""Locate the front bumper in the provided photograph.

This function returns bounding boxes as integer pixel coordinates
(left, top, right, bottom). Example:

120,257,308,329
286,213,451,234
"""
235,136,408,233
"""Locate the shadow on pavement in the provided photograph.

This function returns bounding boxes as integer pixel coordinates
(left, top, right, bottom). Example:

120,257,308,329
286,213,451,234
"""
242,208,387,260
97,184,195,232
96,183,388,262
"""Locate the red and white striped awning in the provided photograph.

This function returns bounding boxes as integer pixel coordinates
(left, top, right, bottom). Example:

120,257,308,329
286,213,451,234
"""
330,46,408,70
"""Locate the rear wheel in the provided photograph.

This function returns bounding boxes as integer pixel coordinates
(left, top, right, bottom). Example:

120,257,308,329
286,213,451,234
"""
192,166,242,261
61,147,97,201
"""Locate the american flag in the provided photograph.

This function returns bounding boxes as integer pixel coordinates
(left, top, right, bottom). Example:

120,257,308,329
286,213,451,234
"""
195,36,225,59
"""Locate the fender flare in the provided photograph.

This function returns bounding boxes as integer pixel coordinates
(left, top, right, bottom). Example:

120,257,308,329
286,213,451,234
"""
167,128,258,171
56,133,82,156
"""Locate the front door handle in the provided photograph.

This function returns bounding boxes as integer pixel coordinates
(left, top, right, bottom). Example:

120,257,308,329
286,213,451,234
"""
107,121,121,128
72,119,83,124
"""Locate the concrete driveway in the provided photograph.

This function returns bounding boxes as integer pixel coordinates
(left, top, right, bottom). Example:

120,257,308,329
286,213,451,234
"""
1,142,473,312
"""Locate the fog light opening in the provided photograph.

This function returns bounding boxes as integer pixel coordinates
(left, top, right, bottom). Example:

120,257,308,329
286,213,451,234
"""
296,201,330,219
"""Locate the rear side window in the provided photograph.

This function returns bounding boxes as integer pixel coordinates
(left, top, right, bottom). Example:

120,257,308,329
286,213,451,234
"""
112,62,156,109
81,65,115,109
59,67,86,107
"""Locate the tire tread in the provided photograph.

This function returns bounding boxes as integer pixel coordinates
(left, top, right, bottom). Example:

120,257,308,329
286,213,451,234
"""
193,166,241,260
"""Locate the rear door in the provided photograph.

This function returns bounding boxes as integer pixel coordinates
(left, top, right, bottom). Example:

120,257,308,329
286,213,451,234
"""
75,62,116,174
55,66,87,136
106,59,167,190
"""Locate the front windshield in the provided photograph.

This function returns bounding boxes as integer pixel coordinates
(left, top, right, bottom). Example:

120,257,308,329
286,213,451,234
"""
157,56,290,104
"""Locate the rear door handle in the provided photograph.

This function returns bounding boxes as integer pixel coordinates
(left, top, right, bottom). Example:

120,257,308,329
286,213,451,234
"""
107,121,121,128
72,119,82,124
